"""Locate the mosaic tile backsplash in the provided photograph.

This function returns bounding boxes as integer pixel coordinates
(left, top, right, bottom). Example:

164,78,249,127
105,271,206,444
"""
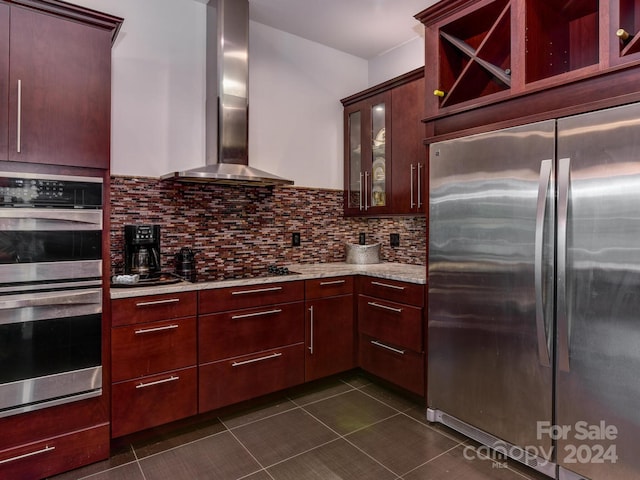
110,176,426,280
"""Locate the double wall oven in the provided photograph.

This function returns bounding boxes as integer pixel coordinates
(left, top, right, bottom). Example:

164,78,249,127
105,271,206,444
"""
0,172,104,418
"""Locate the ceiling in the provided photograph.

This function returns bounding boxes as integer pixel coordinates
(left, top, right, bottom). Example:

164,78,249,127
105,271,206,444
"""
246,0,441,60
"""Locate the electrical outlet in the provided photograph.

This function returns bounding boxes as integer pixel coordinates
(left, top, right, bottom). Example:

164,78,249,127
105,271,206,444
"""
292,232,301,247
390,233,400,247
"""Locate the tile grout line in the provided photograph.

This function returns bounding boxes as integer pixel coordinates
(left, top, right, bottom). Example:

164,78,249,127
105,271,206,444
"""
297,402,403,478
220,417,278,480
398,442,465,478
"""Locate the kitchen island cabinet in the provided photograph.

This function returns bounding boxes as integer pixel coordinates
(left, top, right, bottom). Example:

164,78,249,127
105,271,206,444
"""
198,281,305,412
2,0,121,168
304,276,355,381
110,291,198,438
357,276,426,396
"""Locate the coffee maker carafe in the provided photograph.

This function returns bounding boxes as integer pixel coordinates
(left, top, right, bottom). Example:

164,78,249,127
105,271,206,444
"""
124,225,161,278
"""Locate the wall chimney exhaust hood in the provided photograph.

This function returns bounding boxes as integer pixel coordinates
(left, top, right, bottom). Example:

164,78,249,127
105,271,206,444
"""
161,0,293,186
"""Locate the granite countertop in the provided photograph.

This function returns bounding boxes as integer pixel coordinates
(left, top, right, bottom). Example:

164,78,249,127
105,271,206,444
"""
110,262,426,299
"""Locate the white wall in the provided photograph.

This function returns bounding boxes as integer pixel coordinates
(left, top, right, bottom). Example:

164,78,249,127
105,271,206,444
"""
69,0,368,189
368,36,424,87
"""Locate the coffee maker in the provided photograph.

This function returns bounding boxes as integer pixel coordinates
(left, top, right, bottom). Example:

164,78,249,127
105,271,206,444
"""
124,225,161,278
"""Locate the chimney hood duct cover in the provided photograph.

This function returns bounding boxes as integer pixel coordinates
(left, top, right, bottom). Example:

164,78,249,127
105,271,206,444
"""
161,0,293,186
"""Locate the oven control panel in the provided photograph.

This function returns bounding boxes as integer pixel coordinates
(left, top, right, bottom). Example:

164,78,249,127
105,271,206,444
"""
0,172,102,208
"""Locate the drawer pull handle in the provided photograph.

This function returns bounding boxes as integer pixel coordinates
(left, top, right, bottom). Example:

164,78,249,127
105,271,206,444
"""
368,301,403,314
308,306,314,354
371,281,405,291
319,280,346,286
231,286,283,295
371,340,405,355
135,375,180,389
0,445,55,465
232,352,282,367
135,324,179,334
135,298,180,307
231,309,282,320
16,80,22,153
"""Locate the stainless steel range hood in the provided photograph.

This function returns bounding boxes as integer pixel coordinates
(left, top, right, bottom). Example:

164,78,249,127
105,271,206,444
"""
162,0,293,186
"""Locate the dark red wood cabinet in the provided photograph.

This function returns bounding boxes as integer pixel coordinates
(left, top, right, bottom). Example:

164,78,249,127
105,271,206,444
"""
3,1,120,168
417,0,640,141
357,276,426,396
304,276,356,381
198,281,306,412
342,68,425,216
110,292,198,438
0,4,8,159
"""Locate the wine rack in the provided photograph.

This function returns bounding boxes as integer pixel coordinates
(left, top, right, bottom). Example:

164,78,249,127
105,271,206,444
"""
436,0,511,107
618,0,640,57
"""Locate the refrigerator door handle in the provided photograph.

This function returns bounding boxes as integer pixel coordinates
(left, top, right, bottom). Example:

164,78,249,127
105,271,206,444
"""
535,159,552,367
558,157,571,372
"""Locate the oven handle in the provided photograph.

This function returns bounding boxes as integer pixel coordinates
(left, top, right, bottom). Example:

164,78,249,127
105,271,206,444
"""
0,289,102,310
0,208,103,230
0,288,102,326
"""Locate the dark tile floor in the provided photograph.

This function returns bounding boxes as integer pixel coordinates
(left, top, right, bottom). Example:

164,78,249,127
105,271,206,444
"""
51,373,548,480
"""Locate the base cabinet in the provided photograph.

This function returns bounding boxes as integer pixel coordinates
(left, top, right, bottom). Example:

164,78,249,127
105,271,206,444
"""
111,292,198,438
305,277,355,381
199,344,305,412
198,281,305,412
111,367,198,438
357,276,426,396
0,424,109,480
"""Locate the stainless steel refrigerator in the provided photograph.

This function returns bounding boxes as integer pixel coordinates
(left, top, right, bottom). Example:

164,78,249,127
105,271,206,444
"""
427,102,640,480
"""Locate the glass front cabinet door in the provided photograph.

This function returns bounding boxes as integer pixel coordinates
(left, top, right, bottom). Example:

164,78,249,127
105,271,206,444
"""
344,92,391,215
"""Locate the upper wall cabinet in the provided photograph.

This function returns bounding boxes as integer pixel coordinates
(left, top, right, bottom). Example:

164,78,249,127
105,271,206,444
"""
417,0,640,129
1,1,122,169
0,4,8,159
342,68,425,217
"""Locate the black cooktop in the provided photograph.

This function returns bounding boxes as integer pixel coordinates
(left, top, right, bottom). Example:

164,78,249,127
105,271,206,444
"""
191,265,299,283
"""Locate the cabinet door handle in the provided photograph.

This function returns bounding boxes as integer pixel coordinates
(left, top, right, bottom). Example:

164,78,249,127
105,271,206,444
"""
371,340,405,355
232,352,282,367
231,286,283,295
16,80,22,153
319,280,345,286
367,301,402,314
0,445,55,465
308,305,314,354
135,375,179,389
135,298,180,307
371,281,405,291
135,324,179,334
417,163,423,209
231,308,282,320
359,172,364,210
410,164,416,208
364,171,369,210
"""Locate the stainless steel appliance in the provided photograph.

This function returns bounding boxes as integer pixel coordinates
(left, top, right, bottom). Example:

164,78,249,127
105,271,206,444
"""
428,102,640,480
0,172,103,418
124,224,161,278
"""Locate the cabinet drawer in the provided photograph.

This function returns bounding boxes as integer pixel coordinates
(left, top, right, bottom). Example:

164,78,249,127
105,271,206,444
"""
111,291,197,327
200,302,304,363
0,423,109,480
359,335,424,396
305,276,353,299
199,343,305,413
111,366,197,438
359,276,424,307
199,281,304,314
112,316,197,382
358,295,423,352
